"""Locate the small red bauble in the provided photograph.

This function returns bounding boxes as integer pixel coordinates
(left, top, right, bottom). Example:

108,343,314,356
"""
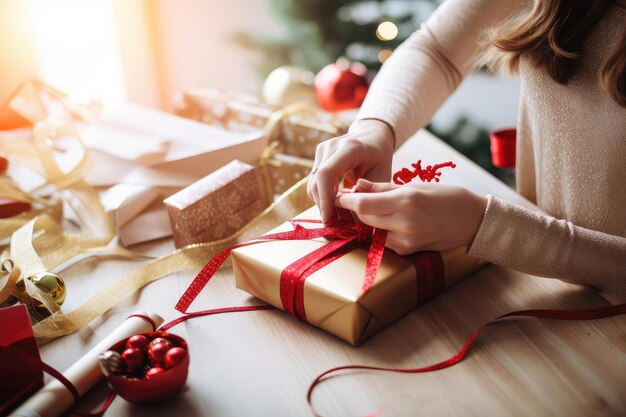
145,366,165,379
149,337,172,350
126,334,149,352
314,61,369,112
148,342,170,366
121,348,144,373
104,332,189,404
164,347,187,369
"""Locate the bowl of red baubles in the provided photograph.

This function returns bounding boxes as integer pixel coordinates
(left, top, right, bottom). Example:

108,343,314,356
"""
98,331,189,403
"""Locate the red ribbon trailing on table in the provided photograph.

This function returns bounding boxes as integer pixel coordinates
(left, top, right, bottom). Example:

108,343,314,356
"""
306,302,626,416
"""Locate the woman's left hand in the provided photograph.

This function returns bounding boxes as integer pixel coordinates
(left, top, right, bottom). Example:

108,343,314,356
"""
335,178,488,254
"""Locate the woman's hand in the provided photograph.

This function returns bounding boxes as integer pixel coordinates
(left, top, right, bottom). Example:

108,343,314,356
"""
308,119,395,224
335,179,488,254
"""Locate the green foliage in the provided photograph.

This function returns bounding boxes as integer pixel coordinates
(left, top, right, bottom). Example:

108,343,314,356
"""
233,0,440,76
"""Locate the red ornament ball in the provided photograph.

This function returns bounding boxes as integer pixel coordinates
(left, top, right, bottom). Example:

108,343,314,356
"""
148,342,170,366
145,366,165,379
149,337,172,351
121,348,144,373
126,334,149,352
314,61,369,112
164,347,187,369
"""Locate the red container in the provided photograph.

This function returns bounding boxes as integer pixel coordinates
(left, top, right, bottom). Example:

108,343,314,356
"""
0,305,44,415
490,128,517,169
104,332,189,404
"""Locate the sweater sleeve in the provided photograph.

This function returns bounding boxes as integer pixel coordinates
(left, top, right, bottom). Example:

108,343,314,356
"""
469,196,626,303
356,0,529,146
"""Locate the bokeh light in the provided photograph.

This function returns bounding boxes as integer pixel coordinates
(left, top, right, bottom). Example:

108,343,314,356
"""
378,49,392,63
376,21,398,41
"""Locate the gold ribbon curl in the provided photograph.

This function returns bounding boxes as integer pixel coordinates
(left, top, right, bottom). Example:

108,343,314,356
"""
0,82,124,318
32,176,312,339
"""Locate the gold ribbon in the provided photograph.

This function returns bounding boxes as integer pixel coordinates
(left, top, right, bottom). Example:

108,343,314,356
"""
0,82,122,316
32,176,312,339
0,81,314,339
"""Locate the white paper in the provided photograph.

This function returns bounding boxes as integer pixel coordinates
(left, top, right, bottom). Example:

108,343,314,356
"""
118,203,172,247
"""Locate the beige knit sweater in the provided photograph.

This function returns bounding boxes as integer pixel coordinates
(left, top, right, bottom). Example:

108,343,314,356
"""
357,0,626,303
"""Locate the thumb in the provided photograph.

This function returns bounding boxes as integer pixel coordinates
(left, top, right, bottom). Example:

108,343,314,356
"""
355,178,398,193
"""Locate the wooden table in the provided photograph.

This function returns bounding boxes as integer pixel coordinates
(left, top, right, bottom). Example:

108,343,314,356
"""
39,130,626,417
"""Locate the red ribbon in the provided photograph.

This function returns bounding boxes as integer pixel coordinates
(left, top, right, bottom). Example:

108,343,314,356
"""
175,159,461,323
307,302,626,416
174,207,388,323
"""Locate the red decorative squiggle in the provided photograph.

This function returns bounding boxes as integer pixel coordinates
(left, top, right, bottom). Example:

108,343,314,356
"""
393,160,456,185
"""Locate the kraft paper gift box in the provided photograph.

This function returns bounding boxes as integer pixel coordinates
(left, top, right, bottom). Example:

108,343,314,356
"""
231,206,484,345
0,305,44,415
164,160,265,248
176,87,350,159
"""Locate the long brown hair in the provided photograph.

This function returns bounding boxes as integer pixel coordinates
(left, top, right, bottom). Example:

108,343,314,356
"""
487,0,626,107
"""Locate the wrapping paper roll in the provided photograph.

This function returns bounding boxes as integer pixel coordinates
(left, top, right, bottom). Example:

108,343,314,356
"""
11,310,164,417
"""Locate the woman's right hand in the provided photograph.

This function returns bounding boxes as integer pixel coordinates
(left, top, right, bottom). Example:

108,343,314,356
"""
307,118,395,224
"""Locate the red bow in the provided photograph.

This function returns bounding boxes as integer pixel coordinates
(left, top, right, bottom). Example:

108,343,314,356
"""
175,207,387,323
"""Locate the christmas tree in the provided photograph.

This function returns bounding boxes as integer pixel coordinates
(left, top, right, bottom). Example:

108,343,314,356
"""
234,0,509,182
233,0,442,74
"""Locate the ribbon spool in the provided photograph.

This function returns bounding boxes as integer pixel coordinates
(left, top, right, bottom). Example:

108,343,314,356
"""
490,128,517,169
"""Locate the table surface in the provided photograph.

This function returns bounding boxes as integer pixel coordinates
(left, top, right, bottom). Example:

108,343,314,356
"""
38,130,626,417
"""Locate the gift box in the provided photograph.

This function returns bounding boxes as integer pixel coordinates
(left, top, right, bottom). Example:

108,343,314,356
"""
231,206,484,345
83,103,268,189
256,141,314,203
175,87,350,159
0,305,44,414
164,160,265,248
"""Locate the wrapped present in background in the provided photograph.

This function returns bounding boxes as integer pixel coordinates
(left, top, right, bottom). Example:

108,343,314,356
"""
175,87,350,159
2,82,273,247
78,101,270,247
175,87,271,131
231,206,484,345
164,160,265,248
0,305,44,414
257,141,314,203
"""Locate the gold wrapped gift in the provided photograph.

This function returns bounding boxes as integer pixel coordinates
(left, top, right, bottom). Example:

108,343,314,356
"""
175,87,350,159
231,206,484,345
